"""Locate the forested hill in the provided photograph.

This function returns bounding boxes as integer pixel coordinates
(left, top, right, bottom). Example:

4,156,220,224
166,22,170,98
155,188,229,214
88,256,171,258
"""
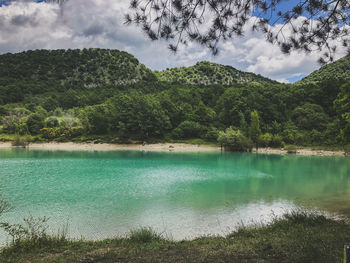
1,48,350,149
299,55,350,83
0,49,156,104
155,61,277,85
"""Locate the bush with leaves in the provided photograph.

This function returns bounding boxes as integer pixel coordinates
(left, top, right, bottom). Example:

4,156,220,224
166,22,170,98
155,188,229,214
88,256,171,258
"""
129,227,164,243
11,134,30,147
26,113,45,135
285,145,298,154
249,110,261,149
44,116,59,128
2,108,29,135
217,127,253,152
108,91,171,139
344,144,350,155
292,103,329,131
78,105,109,135
258,133,272,147
172,121,204,139
204,127,219,141
40,128,61,140
0,216,49,244
40,126,83,140
282,120,299,144
270,134,284,148
308,129,323,145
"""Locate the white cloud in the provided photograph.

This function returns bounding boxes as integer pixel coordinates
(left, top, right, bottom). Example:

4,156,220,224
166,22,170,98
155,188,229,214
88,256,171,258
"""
0,0,347,83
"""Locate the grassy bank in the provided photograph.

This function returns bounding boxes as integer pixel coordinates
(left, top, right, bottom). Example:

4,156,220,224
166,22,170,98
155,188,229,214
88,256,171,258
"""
1,212,350,263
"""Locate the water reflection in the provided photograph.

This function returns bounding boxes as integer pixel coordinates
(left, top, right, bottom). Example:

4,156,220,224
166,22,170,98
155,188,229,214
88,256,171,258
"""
0,149,349,241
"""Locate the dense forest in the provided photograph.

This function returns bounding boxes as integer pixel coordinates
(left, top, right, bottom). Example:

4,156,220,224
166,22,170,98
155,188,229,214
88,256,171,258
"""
0,48,350,149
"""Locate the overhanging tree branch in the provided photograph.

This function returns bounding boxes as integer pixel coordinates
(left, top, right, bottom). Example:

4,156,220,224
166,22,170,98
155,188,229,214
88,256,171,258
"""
125,0,350,63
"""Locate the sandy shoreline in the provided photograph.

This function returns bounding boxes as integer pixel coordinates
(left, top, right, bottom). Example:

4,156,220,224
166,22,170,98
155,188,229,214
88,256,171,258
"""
0,142,346,156
254,147,346,156
0,142,221,152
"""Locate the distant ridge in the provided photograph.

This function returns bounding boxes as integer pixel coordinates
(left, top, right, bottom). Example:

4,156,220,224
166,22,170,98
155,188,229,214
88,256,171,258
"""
299,55,350,83
0,48,156,89
155,61,278,86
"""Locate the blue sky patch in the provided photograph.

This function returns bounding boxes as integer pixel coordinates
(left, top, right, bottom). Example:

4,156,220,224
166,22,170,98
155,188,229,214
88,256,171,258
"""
287,74,305,83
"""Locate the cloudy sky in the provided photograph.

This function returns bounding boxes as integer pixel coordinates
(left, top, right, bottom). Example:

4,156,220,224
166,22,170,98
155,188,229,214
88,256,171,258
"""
0,0,347,83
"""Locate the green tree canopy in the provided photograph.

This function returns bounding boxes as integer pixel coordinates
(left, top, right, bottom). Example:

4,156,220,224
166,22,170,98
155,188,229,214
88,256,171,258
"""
249,110,261,149
292,103,330,131
218,127,252,152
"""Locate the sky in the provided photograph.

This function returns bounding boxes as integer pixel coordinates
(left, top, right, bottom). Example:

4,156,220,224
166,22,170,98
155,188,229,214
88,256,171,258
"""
0,0,347,83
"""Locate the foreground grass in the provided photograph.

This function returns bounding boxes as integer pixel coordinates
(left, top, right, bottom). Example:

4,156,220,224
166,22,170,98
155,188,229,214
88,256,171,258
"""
1,212,350,263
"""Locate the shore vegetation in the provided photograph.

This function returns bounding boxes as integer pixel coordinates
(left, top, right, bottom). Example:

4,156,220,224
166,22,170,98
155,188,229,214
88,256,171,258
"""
0,211,349,263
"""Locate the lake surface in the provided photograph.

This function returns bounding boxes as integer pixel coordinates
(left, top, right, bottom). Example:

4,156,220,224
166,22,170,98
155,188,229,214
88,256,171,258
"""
0,149,349,242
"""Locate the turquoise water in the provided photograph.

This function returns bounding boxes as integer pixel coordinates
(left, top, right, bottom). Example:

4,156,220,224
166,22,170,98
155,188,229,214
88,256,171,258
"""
0,149,349,242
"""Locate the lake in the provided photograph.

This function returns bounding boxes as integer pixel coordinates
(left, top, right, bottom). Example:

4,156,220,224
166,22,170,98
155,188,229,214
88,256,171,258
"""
0,149,349,242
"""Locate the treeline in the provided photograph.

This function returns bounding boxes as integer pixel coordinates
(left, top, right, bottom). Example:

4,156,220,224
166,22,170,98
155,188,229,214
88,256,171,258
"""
0,49,350,148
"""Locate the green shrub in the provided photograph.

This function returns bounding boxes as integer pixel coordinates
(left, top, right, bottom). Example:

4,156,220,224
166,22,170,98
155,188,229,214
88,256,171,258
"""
0,216,49,244
40,126,83,140
217,127,253,152
258,133,272,147
172,121,203,139
292,103,329,131
282,121,298,144
40,128,61,140
26,113,45,135
2,117,28,135
11,134,30,147
270,134,284,148
285,145,298,154
45,117,59,128
129,227,163,243
309,129,323,145
0,215,68,255
60,126,84,138
204,127,219,141
281,210,328,225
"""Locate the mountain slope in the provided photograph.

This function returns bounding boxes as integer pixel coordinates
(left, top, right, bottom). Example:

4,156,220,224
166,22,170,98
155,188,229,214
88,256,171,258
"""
299,55,350,83
155,61,277,86
0,49,156,85
0,48,156,104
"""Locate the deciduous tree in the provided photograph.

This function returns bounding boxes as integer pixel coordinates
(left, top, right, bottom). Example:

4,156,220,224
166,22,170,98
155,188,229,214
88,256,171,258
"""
249,110,261,149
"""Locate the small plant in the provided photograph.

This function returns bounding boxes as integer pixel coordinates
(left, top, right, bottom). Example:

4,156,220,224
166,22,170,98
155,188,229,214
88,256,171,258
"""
285,145,298,154
129,227,163,243
280,210,328,225
11,134,30,147
40,126,83,140
0,216,49,244
217,127,253,152
270,134,284,148
0,216,69,256
344,144,350,155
